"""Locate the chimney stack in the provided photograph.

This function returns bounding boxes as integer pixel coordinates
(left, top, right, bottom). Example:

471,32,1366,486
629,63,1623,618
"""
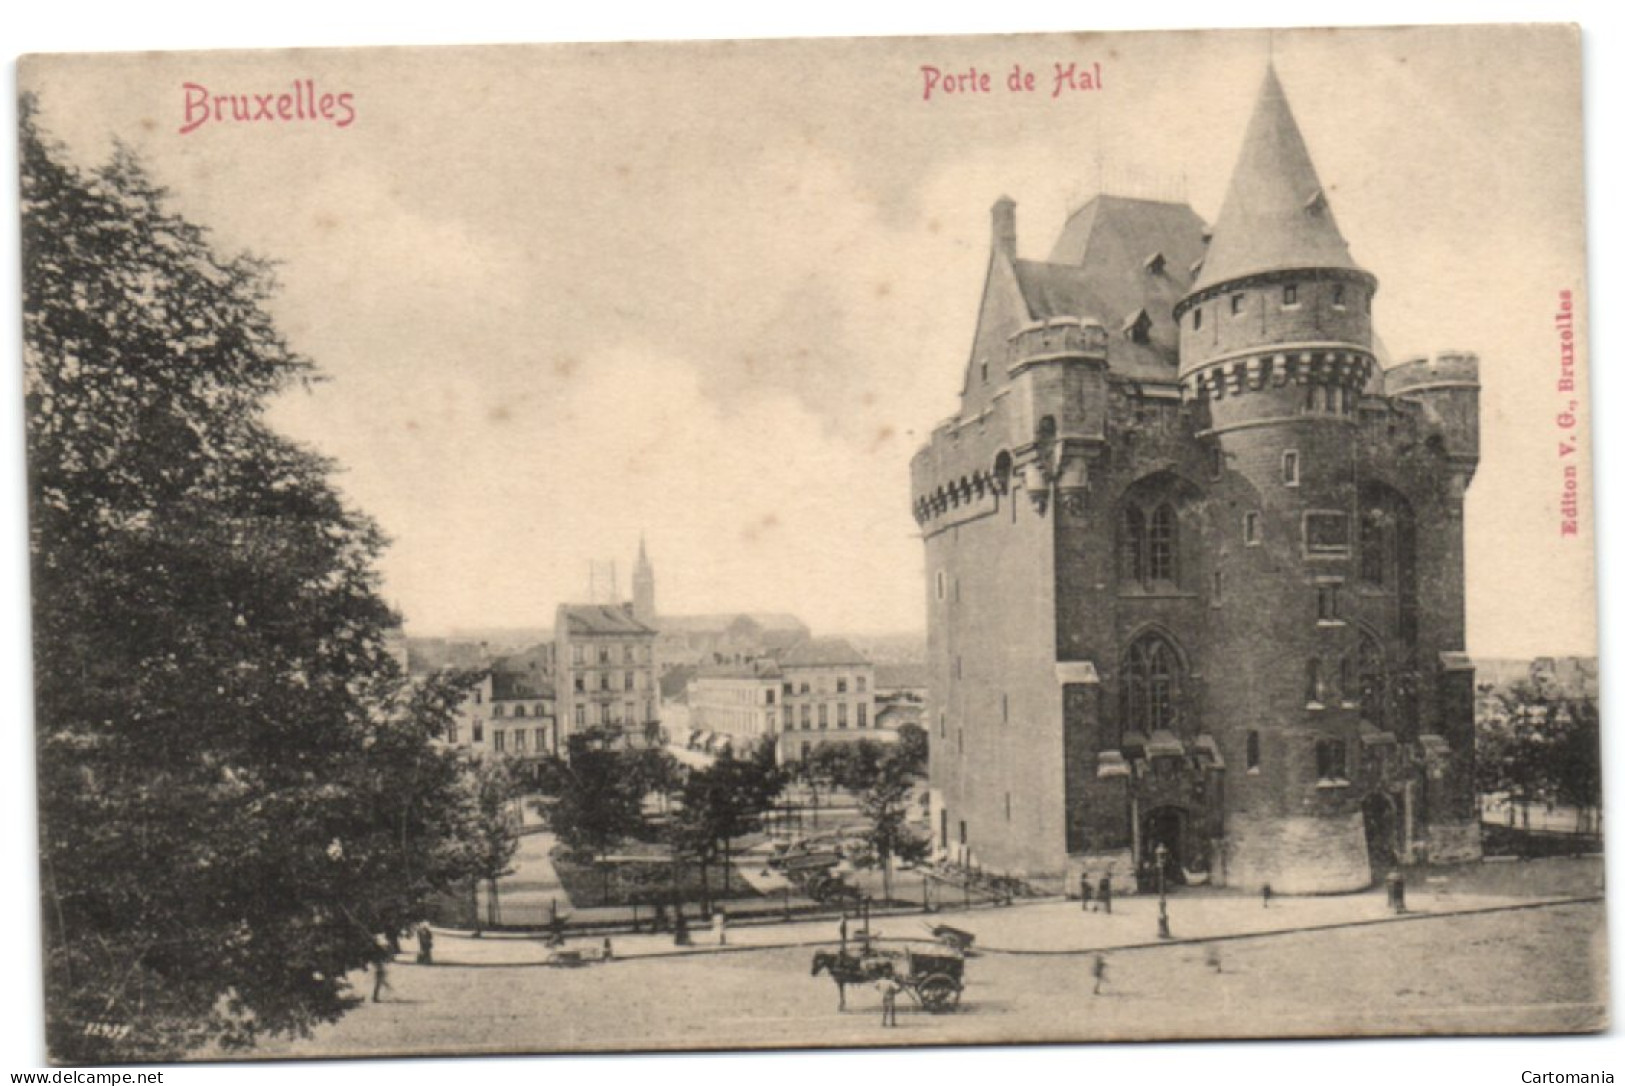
991,195,1017,258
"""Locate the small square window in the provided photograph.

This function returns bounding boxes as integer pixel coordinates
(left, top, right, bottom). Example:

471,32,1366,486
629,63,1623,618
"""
1231,293,1245,316
1283,283,1299,307
1305,511,1351,555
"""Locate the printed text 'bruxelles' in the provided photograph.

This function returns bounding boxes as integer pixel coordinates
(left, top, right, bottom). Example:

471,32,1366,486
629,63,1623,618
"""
180,80,356,135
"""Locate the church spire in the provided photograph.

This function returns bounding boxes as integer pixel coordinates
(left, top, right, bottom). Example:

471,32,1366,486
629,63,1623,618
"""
1190,64,1363,293
632,534,656,625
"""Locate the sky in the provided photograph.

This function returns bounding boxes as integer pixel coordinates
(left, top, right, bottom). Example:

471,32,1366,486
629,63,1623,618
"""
19,24,1594,655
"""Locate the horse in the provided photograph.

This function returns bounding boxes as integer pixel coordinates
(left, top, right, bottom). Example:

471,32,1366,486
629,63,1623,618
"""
811,948,894,1010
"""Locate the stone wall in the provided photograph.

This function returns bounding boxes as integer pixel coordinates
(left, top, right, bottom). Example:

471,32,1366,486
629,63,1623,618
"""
1226,810,1372,893
1426,820,1483,865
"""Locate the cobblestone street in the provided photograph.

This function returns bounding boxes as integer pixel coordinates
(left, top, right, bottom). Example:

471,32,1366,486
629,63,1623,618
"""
249,859,1605,1058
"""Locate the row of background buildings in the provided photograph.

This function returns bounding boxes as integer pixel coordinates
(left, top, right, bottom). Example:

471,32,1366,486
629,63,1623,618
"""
397,538,920,771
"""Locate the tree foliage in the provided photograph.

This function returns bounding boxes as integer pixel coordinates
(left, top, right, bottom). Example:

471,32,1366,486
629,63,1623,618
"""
670,746,786,904
892,722,929,777
851,751,930,903
1477,676,1603,832
545,750,648,863
23,101,481,1062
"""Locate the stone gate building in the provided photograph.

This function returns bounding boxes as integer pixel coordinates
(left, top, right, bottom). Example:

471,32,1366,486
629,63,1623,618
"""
910,66,1481,894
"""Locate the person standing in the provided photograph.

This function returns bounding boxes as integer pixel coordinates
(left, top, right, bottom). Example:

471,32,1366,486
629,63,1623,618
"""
1091,953,1107,996
1261,883,1274,909
416,923,434,965
372,959,392,1003
714,905,728,947
1099,873,1113,915
876,971,902,1027
1079,873,1094,912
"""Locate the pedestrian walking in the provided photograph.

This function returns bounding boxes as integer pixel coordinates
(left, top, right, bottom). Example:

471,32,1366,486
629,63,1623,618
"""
876,971,902,1027
714,906,728,947
371,959,392,1002
416,923,434,965
1099,873,1113,915
602,937,614,962
674,908,692,947
1091,953,1107,995
1261,882,1273,909
1205,945,1223,973
839,915,849,949
1079,873,1094,912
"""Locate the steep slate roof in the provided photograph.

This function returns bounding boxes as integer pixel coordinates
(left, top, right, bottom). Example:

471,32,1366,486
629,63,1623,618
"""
1192,65,1362,291
560,604,657,637
1005,195,1208,384
777,637,871,669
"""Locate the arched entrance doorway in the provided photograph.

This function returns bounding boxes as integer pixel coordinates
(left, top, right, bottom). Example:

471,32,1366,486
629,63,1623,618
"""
1362,791,1401,875
1141,806,1190,887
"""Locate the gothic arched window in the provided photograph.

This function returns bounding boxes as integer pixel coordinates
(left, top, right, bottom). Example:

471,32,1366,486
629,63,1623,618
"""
1122,506,1147,584
1148,504,1178,583
1121,634,1182,738
1360,507,1390,587
1358,631,1386,726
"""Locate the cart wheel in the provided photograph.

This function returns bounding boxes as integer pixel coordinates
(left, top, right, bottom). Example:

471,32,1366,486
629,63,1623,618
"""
916,974,959,1013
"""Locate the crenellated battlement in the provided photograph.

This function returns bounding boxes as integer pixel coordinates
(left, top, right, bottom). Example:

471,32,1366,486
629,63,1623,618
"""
1385,351,1480,395
1181,345,1376,403
1006,317,1108,375
1384,352,1480,471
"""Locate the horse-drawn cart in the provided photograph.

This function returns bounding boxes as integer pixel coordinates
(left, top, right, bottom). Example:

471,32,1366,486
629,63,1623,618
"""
812,942,965,1013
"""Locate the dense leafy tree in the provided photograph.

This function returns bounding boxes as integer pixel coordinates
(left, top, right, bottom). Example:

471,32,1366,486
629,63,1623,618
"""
628,747,685,812
545,750,647,864
852,753,930,904
23,101,481,1062
893,722,929,777
671,746,786,902
1476,676,1602,833
464,756,523,927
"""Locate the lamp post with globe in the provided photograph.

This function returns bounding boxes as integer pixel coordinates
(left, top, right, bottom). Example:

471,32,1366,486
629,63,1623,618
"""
1155,842,1173,940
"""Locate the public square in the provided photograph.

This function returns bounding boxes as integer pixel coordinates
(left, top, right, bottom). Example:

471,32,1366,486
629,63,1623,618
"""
249,856,1606,1058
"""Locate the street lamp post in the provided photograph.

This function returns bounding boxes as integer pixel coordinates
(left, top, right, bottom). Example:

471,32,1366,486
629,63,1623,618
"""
1155,842,1172,940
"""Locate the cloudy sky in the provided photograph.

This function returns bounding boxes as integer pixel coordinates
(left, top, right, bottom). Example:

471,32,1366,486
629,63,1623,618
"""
21,24,1591,655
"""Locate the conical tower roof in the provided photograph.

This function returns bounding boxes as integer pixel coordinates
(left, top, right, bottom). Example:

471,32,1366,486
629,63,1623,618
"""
1191,65,1363,292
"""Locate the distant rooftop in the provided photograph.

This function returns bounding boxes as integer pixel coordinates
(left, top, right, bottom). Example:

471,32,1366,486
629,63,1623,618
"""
558,603,657,637
777,637,871,669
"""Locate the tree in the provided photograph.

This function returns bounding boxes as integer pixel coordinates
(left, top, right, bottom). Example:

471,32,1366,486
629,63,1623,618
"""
854,753,930,904
893,722,929,778
628,747,684,813
23,102,483,1062
464,756,523,927
1549,696,1603,834
671,746,786,903
546,750,648,901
